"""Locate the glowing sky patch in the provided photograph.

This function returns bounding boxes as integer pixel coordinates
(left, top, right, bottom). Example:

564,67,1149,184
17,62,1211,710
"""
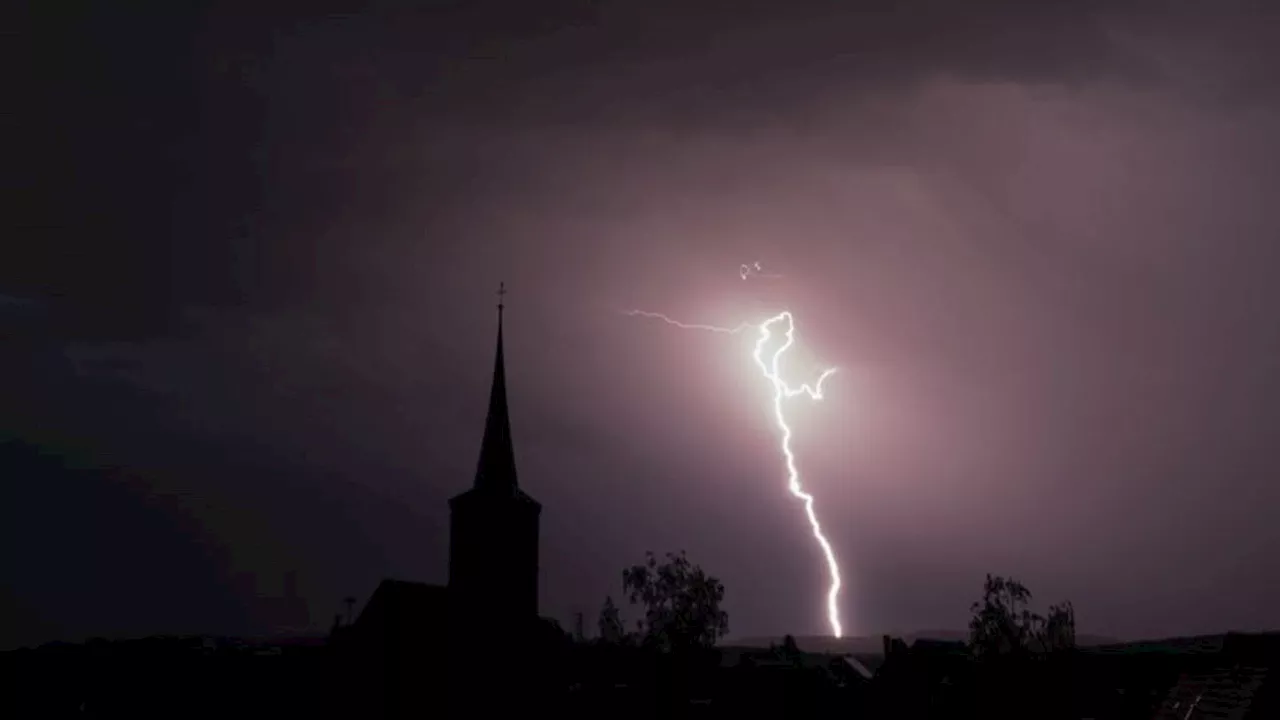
623,268,844,637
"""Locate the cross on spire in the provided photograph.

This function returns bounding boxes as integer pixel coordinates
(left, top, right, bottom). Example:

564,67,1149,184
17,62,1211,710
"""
497,281,506,317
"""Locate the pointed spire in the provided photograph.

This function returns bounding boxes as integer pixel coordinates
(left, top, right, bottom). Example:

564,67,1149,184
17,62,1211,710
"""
474,282,518,492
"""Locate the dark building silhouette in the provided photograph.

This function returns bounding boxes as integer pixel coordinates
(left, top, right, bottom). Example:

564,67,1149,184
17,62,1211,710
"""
448,287,542,628
335,286,561,717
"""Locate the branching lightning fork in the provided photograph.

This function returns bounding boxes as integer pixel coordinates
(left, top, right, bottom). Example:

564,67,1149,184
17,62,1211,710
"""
622,302,845,638
622,310,753,335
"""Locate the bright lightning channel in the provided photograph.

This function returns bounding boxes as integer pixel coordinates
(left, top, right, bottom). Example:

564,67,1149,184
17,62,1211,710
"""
622,308,845,639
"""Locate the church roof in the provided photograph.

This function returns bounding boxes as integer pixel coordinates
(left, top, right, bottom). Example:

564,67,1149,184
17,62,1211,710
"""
460,283,540,506
352,579,449,638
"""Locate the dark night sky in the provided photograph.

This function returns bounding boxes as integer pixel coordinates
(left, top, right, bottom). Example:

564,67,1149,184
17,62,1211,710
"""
6,1,1280,649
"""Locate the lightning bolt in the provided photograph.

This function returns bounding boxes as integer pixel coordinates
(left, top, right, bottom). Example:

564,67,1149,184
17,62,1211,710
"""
622,307,845,638
753,312,842,639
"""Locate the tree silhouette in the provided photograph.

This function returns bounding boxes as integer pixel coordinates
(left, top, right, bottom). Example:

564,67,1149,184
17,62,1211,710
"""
968,574,1076,657
598,595,627,644
1040,600,1077,653
621,550,729,652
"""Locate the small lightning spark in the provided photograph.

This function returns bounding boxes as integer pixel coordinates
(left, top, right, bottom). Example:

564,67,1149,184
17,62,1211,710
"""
739,261,783,280
622,309,753,335
623,306,845,638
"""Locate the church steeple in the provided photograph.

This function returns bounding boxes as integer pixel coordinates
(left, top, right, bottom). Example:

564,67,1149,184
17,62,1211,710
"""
449,282,541,625
474,282,518,493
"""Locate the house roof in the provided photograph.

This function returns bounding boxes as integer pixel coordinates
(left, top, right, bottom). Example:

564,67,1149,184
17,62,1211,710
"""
1153,665,1271,720
353,579,450,639
842,655,875,680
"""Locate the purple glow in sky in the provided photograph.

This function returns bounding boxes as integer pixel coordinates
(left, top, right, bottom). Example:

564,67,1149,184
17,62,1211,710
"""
627,272,844,636
6,1,1280,649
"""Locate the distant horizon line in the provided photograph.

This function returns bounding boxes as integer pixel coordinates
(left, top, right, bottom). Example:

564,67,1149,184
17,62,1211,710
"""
725,628,1280,647
12,627,1280,654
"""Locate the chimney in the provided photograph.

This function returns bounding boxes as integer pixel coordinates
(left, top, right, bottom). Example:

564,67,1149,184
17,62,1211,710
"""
883,635,892,658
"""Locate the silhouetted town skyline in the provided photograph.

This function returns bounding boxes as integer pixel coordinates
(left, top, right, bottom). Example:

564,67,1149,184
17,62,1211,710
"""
8,300,1278,716
10,1,1280,716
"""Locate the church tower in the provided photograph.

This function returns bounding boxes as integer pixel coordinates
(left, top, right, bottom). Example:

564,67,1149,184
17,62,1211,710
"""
448,284,542,626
